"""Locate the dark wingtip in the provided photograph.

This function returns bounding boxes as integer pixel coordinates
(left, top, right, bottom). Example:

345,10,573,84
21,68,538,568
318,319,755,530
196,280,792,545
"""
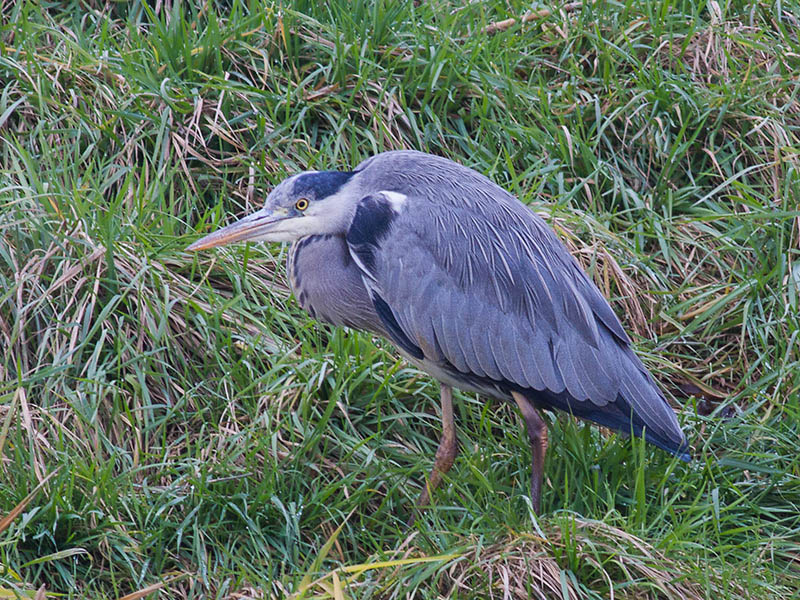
674,440,692,463
643,429,691,462
671,445,692,463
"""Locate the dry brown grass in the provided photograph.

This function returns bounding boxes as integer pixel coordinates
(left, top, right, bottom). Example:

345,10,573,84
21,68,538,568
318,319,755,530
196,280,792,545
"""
292,517,743,600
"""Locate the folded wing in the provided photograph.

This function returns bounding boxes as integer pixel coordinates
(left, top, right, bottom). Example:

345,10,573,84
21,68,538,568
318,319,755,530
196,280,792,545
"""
345,191,688,459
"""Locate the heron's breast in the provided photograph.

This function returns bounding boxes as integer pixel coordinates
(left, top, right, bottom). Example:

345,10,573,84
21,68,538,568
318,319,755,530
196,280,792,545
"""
288,234,384,334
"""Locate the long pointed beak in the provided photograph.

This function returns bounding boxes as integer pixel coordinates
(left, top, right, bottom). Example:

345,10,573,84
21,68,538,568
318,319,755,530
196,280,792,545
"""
186,210,287,251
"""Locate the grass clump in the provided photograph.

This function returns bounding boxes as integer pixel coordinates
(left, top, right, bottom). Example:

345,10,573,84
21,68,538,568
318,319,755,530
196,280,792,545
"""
1,1,799,598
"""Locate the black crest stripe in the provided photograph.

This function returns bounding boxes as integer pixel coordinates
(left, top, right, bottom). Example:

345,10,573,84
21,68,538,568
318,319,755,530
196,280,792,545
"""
292,171,354,199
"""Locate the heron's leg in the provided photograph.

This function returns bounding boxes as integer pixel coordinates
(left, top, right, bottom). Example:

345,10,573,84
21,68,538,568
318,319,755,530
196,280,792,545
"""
511,391,548,515
413,383,458,512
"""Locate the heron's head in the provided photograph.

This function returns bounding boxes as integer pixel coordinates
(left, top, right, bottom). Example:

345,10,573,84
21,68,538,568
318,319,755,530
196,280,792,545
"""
186,170,357,251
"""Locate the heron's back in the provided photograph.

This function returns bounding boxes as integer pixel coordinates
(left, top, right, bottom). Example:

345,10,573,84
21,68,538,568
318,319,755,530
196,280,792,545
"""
343,152,689,459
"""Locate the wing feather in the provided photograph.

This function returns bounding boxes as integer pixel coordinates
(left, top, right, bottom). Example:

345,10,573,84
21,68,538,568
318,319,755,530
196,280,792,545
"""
487,313,525,384
514,326,546,391
437,295,469,372
554,336,589,401
471,311,503,381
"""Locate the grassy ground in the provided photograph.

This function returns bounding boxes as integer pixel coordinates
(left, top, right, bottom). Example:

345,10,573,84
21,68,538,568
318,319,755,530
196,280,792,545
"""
1,0,799,598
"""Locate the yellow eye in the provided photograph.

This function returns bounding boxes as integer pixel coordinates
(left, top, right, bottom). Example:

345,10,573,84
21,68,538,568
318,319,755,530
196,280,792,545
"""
295,198,309,211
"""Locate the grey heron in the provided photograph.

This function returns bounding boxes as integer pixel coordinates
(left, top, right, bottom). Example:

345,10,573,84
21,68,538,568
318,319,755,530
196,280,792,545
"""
187,150,689,515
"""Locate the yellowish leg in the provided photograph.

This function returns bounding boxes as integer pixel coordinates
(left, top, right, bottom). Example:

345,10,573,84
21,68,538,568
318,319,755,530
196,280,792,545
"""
409,384,458,523
512,391,548,515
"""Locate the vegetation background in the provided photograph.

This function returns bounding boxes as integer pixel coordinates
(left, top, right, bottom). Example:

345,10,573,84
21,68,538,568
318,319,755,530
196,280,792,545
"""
1,0,799,598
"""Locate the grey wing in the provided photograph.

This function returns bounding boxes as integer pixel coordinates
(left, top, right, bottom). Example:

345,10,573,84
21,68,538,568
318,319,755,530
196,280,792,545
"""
346,192,687,458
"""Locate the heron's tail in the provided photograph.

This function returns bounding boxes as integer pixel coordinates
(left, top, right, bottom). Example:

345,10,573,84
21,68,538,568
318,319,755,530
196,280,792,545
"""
531,342,690,462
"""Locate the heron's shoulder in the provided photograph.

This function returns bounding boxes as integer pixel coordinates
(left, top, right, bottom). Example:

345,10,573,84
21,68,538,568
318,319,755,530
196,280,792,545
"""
345,191,411,272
